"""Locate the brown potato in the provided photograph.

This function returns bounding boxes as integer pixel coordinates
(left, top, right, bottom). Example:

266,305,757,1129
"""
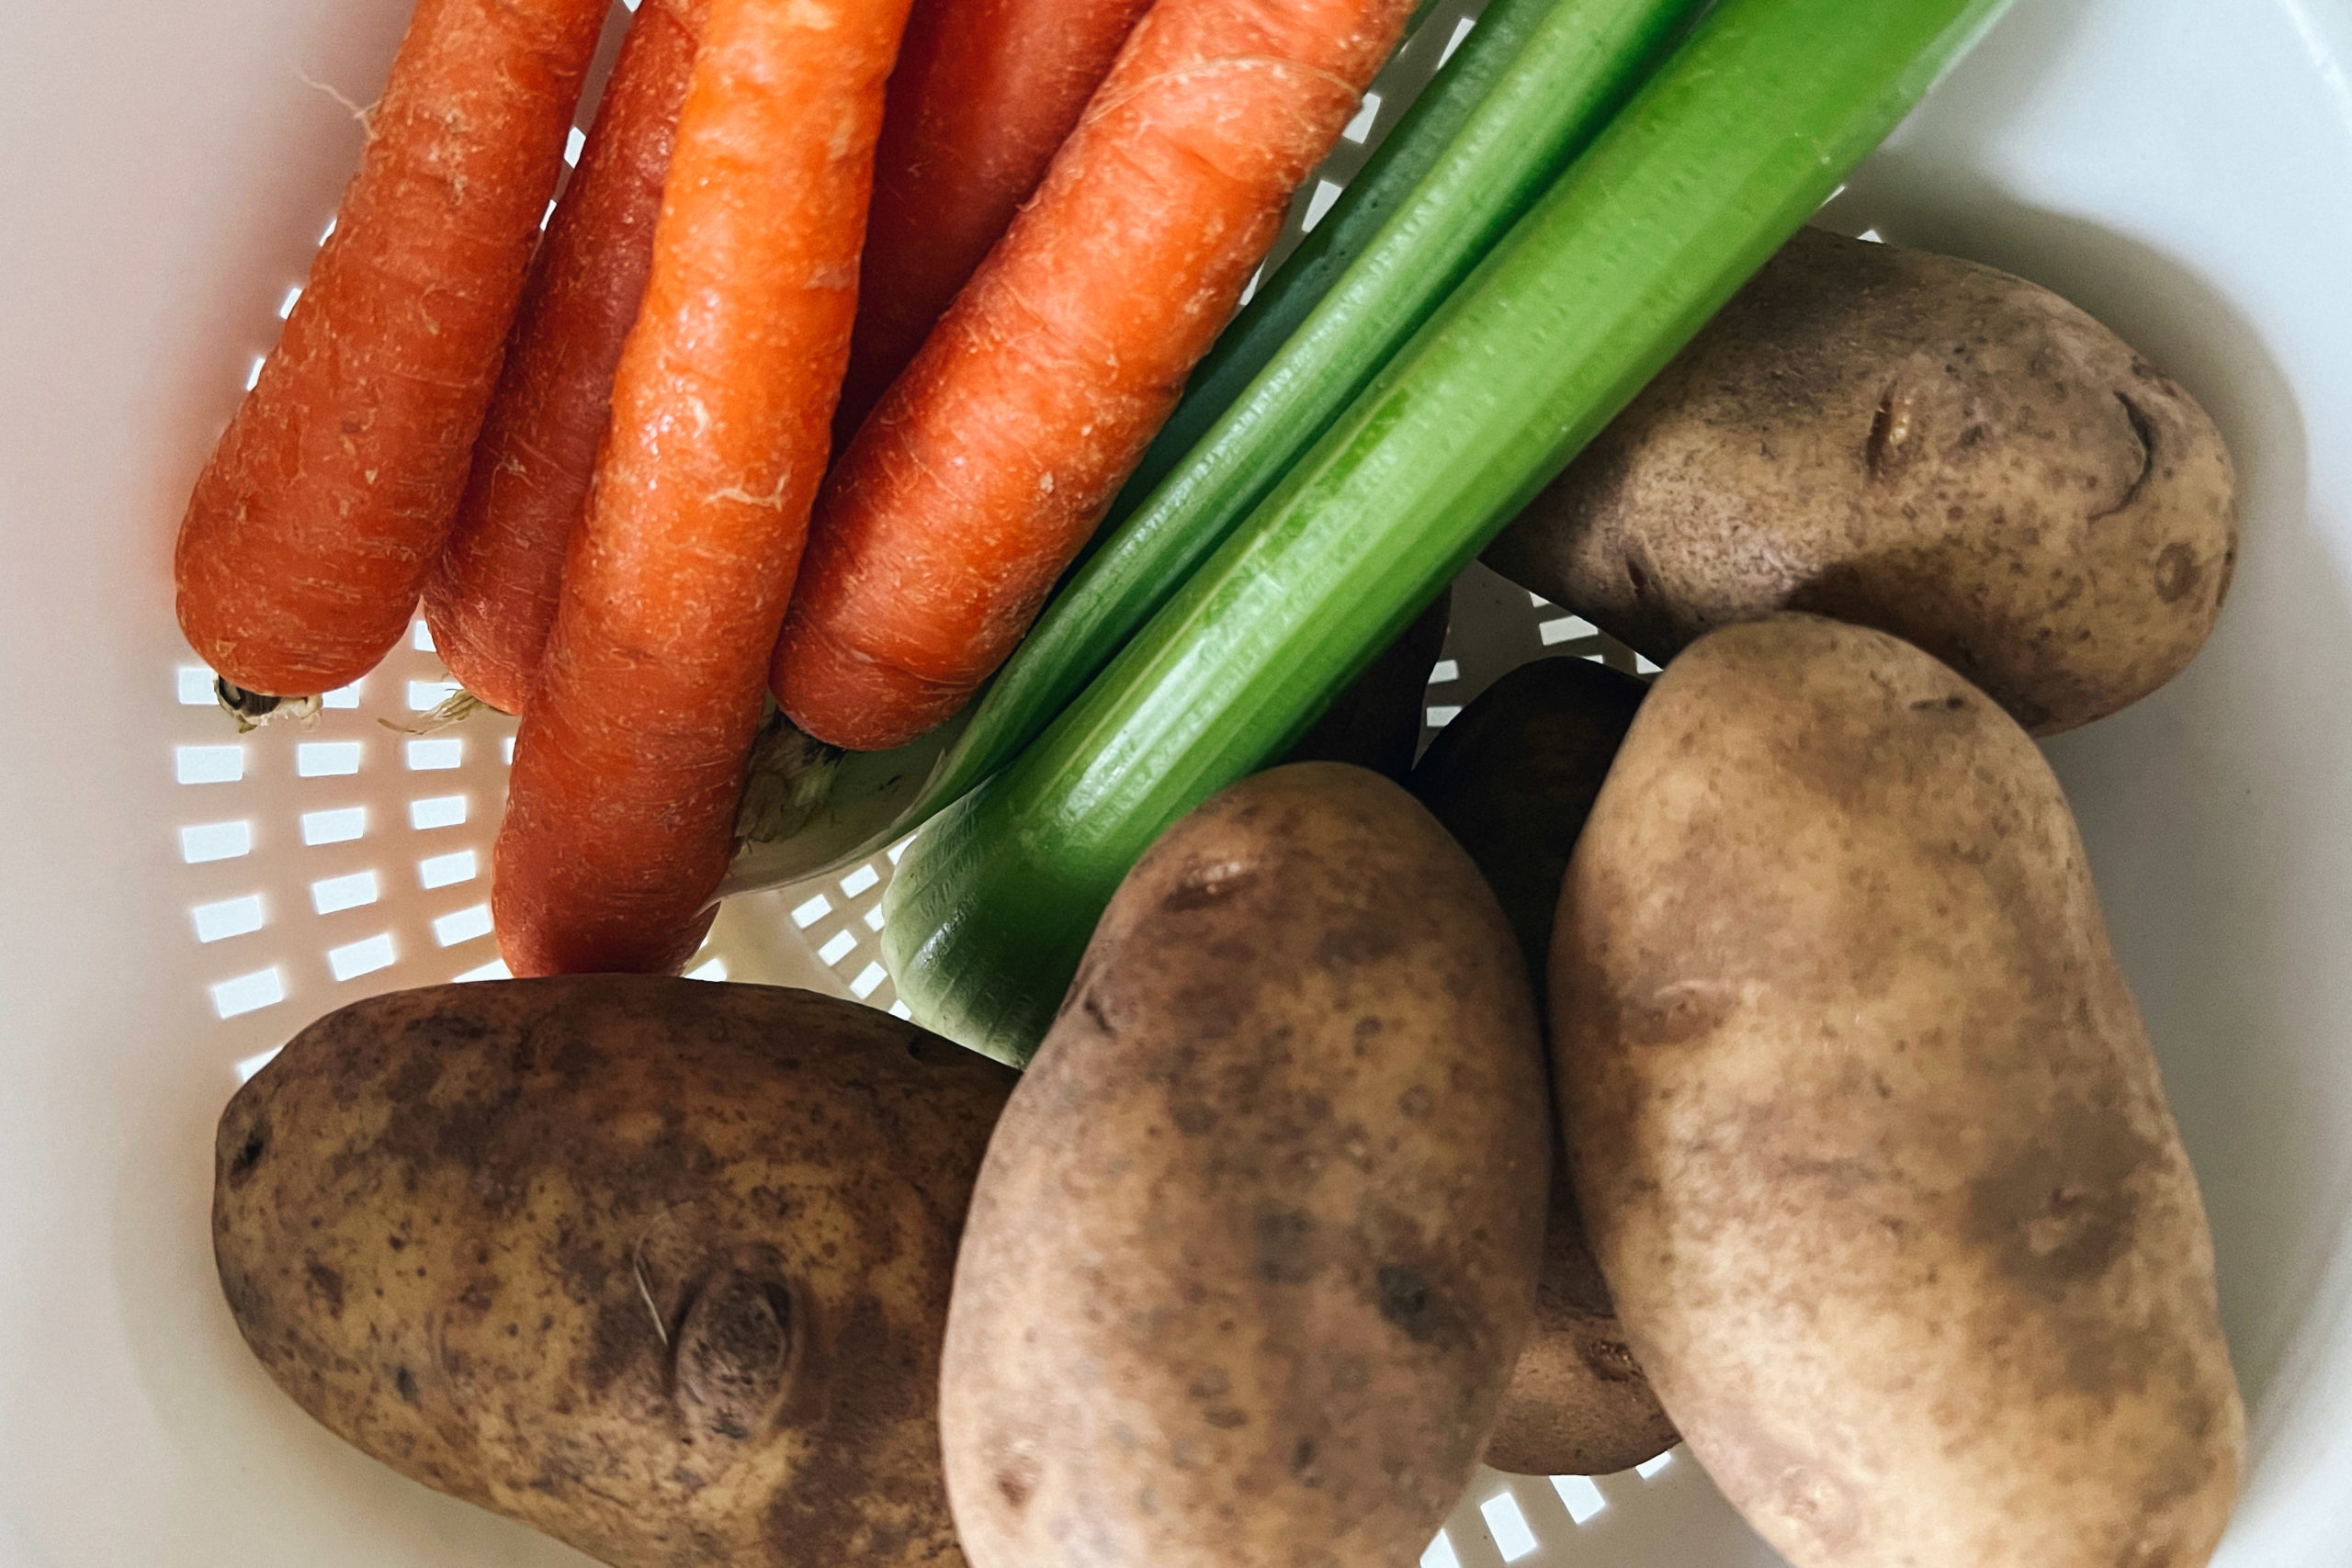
941,763,1549,1568
1410,655,1647,989
1408,655,1676,1476
1489,1161,1675,1479
212,976,1016,1568
1485,227,2237,734
1557,615,2243,1566
1283,583,1453,780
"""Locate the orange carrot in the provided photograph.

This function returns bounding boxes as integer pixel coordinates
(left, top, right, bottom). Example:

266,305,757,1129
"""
832,0,1156,446
422,0,709,717
770,0,1417,751
174,0,610,697
492,0,911,978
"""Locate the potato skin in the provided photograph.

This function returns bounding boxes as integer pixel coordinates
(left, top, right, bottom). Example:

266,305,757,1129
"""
1479,1155,1676,1478
1408,657,1675,1477
1485,228,2237,734
1557,616,2243,1566
1409,655,1647,990
941,763,1549,1568
212,976,1016,1568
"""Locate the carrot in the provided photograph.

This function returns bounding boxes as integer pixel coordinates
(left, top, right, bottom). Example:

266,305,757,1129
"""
492,0,911,978
831,0,1156,446
769,0,1418,752
422,0,709,717
174,0,611,697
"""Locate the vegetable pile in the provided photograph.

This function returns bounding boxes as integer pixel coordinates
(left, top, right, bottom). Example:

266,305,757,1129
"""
189,0,2255,1562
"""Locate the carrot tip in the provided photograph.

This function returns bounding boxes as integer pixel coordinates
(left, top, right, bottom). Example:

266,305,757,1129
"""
214,679,322,735
736,708,848,847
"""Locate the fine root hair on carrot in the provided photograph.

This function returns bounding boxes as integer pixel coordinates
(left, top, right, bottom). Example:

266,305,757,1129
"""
378,691,491,736
292,67,379,125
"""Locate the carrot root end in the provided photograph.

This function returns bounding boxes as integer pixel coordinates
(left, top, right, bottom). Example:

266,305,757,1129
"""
214,679,322,734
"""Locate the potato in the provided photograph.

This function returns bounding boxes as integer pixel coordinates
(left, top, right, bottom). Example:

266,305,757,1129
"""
1487,1161,1677,1479
941,763,1548,1568
212,976,1016,1568
1409,655,1646,987
1283,583,1453,780
1408,656,1675,1476
1485,227,2237,734
1556,615,2243,1566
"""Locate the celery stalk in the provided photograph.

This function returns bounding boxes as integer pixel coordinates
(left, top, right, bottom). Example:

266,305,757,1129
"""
887,0,2016,1064
911,0,1702,823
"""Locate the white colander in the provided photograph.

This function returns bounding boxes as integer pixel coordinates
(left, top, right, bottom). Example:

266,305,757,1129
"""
6,0,2351,1560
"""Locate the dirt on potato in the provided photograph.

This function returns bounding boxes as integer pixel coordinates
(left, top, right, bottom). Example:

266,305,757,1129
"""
213,976,1015,1568
1556,615,2244,1566
1486,227,2237,734
940,763,1550,1568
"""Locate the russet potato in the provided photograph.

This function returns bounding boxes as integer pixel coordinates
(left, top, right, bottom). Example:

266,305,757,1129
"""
1556,615,2243,1566
213,976,1014,1568
941,763,1549,1568
1487,228,2237,734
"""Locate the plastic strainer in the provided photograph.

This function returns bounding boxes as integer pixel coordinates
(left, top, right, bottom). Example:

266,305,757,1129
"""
6,0,2351,1561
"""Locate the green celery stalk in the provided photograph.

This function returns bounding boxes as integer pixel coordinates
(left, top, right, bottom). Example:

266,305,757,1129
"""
885,0,2016,1065
1111,0,1704,518
907,0,1702,823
